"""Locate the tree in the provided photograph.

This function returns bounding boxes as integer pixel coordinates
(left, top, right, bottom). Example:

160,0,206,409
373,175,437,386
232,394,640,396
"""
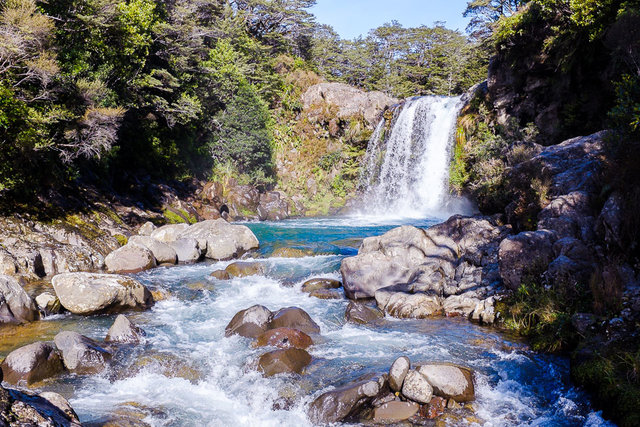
463,0,525,39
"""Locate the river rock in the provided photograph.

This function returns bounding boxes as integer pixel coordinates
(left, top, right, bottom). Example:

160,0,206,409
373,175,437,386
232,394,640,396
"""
498,229,556,290
54,331,111,374
271,247,312,258
168,238,202,263
210,269,231,280
345,301,384,324
35,292,62,316
308,377,382,424
51,272,153,315
301,278,342,293
402,370,433,404
0,386,82,426
128,235,178,264
268,307,321,334
255,327,313,349
0,275,38,324
225,305,272,338
105,314,146,344
257,191,290,221
0,341,64,385
150,223,190,242
0,248,17,275
417,363,475,402
426,396,447,419
38,392,81,424
373,401,419,423
389,356,411,392
104,243,156,273
181,219,259,260
138,221,157,236
375,287,442,318
257,348,312,376
309,289,342,299
225,261,265,278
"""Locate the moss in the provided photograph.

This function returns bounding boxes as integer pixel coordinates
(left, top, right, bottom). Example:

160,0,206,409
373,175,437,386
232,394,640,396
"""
163,209,187,224
114,234,128,246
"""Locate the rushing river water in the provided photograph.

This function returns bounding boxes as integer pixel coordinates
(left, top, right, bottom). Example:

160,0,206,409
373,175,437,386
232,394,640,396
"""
9,216,615,426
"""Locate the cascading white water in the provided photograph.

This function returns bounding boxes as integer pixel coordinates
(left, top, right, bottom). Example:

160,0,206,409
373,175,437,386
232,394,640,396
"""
361,95,463,218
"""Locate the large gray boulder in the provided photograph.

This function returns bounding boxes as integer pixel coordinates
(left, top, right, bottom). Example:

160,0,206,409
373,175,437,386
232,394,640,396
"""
389,356,410,392
51,272,153,315
150,223,190,242
105,314,146,344
104,243,156,273
0,386,82,426
302,82,398,127
417,363,475,402
0,341,64,385
375,287,442,318
268,307,320,335
401,370,433,404
0,274,38,323
128,235,177,264
168,238,203,263
54,331,111,374
225,305,273,338
498,229,556,290
257,191,289,221
181,219,259,260
308,377,383,424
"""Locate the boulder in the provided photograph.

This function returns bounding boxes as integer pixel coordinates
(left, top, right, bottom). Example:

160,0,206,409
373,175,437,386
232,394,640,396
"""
402,370,433,404
225,185,260,220
51,272,153,315
257,348,312,376
272,247,313,258
225,305,272,338
301,278,341,293
498,230,556,290
0,248,17,275
128,235,178,264
54,331,111,374
341,252,414,299
309,289,342,299
0,387,82,426
0,341,64,385
104,243,156,273
268,307,321,335
181,219,259,260
168,238,202,263
257,191,290,221
38,392,80,424
375,288,442,319
389,356,410,392
150,223,190,242
225,261,265,278
105,314,146,344
373,401,419,424
597,192,624,250
417,363,475,402
345,301,384,324
210,269,231,280
470,297,497,324
137,221,156,236
308,377,382,424
35,293,62,316
0,274,38,323
255,327,313,349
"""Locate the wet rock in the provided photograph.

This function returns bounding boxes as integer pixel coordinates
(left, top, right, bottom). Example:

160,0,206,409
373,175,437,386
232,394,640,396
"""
0,248,17,275
181,219,259,260
0,274,38,323
255,327,313,349
128,235,177,264
417,363,475,402
225,305,272,338
375,288,442,319
257,348,312,376
52,272,153,315
257,191,290,221
124,352,202,384
345,301,384,324
39,392,81,424
168,238,202,263
389,356,411,392
301,278,341,293
271,247,313,258
137,221,156,236
210,269,231,280
426,396,447,419
308,378,382,424
402,370,433,404
105,243,156,273
225,261,265,278
309,289,342,299
0,386,82,426
150,223,190,242
35,292,62,316
54,331,112,374
373,401,420,423
0,341,64,385
268,307,321,335
498,230,556,290
105,314,146,344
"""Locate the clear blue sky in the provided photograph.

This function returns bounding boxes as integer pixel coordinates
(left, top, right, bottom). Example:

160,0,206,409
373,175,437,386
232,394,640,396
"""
309,0,472,40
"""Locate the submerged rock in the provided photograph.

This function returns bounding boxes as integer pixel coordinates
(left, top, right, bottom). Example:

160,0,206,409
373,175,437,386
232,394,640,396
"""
225,305,273,338
104,243,156,273
52,272,153,315
308,289,342,299
225,261,265,278
105,314,146,344
0,274,38,323
271,247,312,258
257,348,312,376
268,307,320,335
210,269,231,280
344,301,384,324
0,341,64,385
301,278,341,293
255,327,313,349
54,331,112,374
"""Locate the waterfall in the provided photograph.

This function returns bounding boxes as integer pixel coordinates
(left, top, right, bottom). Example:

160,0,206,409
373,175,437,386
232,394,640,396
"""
360,95,464,218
